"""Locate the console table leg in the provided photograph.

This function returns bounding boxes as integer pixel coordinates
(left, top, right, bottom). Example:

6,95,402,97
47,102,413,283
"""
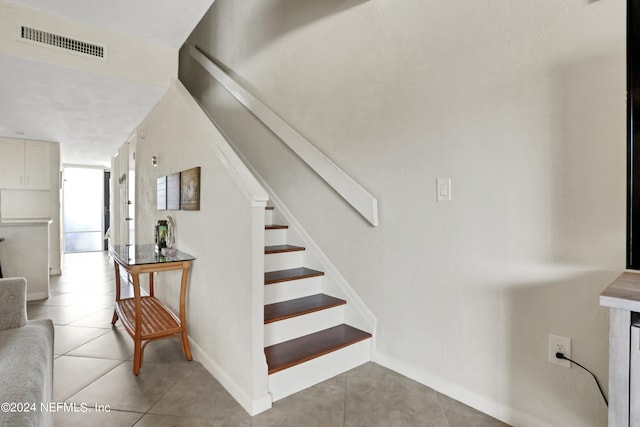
149,272,154,297
133,340,142,375
181,331,193,360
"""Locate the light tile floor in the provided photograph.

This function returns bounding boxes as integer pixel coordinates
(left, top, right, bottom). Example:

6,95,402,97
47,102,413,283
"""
27,251,510,427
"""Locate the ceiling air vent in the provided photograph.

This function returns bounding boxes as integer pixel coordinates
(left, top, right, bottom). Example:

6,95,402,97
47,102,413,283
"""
20,26,105,59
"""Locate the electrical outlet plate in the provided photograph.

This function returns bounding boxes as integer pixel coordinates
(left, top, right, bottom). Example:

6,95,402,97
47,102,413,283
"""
436,177,452,202
549,334,571,367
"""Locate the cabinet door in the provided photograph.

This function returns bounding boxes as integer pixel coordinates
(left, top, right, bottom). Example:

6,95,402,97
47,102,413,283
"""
632,326,640,427
24,141,50,190
0,140,25,189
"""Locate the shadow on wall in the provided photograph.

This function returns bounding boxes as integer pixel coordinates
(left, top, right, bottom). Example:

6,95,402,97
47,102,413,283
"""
550,50,626,268
223,0,369,57
244,0,369,55
505,268,615,426
186,0,369,64
178,41,354,218
499,50,624,426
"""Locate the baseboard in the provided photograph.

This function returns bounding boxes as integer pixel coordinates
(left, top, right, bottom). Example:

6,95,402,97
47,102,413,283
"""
189,337,272,416
374,351,553,427
27,291,49,301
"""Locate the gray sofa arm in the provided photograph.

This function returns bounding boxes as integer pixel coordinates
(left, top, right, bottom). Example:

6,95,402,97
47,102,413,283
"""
0,277,27,331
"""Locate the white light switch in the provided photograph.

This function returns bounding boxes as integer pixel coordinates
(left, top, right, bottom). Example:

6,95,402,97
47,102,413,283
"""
436,177,451,202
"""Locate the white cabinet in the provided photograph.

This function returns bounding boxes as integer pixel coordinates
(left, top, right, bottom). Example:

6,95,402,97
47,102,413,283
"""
0,140,24,189
0,221,51,300
24,141,50,190
0,140,50,190
601,274,640,427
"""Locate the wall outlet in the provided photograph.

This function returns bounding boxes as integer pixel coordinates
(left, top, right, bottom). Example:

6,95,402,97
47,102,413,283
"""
549,334,571,368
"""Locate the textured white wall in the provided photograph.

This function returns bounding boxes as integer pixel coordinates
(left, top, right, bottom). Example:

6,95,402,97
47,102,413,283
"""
133,83,269,414
180,1,625,425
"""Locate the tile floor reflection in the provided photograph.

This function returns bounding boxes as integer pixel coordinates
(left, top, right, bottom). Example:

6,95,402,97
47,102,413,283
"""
27,251,509,426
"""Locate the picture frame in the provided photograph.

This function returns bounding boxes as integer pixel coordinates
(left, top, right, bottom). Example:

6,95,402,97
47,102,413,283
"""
156,176,167,210
180,167,201,211
167,172,180,210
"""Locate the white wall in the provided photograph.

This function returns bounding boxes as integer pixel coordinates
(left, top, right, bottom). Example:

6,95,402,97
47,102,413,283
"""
179,1,625,426
131,81,270,415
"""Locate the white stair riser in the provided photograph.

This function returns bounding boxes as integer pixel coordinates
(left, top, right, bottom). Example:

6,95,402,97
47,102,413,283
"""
265,229,287,246
265,210,273,225
264,305,344,347
268,339,371,401
264,251,304,272
264,276,322,305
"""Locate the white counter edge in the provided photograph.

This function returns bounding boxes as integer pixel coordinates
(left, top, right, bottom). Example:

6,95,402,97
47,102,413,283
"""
600,295,640,312
0,218,52,225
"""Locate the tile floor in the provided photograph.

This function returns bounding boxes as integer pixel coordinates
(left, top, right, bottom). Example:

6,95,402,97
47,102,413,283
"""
27,251,509,426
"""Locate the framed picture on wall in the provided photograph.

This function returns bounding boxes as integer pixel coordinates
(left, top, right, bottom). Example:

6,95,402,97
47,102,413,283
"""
180,167,201,211
167,173,180,210
156,176,167,210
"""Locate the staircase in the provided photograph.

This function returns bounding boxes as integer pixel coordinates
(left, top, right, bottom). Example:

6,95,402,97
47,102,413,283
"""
263,206,372,401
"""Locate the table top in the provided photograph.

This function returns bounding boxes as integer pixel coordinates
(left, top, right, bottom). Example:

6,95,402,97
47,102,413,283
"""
110,244,194,267
600,272,640,312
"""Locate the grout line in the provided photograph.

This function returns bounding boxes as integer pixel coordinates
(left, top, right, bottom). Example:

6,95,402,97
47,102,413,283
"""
141,362,202,418
343,374,348,427
55,327,112,356
62,360,126,403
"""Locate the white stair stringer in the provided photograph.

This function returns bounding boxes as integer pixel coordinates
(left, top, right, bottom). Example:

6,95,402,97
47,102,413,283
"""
264,305,345,347
268,338,372,401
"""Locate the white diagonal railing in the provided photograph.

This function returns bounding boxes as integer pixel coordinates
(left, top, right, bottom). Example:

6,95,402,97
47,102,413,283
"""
189,45,379,227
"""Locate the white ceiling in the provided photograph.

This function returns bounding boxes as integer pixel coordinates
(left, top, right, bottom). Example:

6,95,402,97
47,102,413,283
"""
0,54,166,166
7,0,214,48
1,0,214,166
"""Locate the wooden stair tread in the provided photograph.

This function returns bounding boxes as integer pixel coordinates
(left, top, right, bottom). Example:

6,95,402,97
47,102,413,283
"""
265,267,324,285
265,324,371,374
264,294,345,324
266,224,288,230
265,245,305,254
265,206,274,210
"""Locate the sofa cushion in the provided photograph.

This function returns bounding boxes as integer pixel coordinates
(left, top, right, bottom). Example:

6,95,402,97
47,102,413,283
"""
0,278,27,331
0,319,54,427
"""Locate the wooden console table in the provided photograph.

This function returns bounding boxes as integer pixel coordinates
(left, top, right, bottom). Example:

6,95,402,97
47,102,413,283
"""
110,244,195,375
